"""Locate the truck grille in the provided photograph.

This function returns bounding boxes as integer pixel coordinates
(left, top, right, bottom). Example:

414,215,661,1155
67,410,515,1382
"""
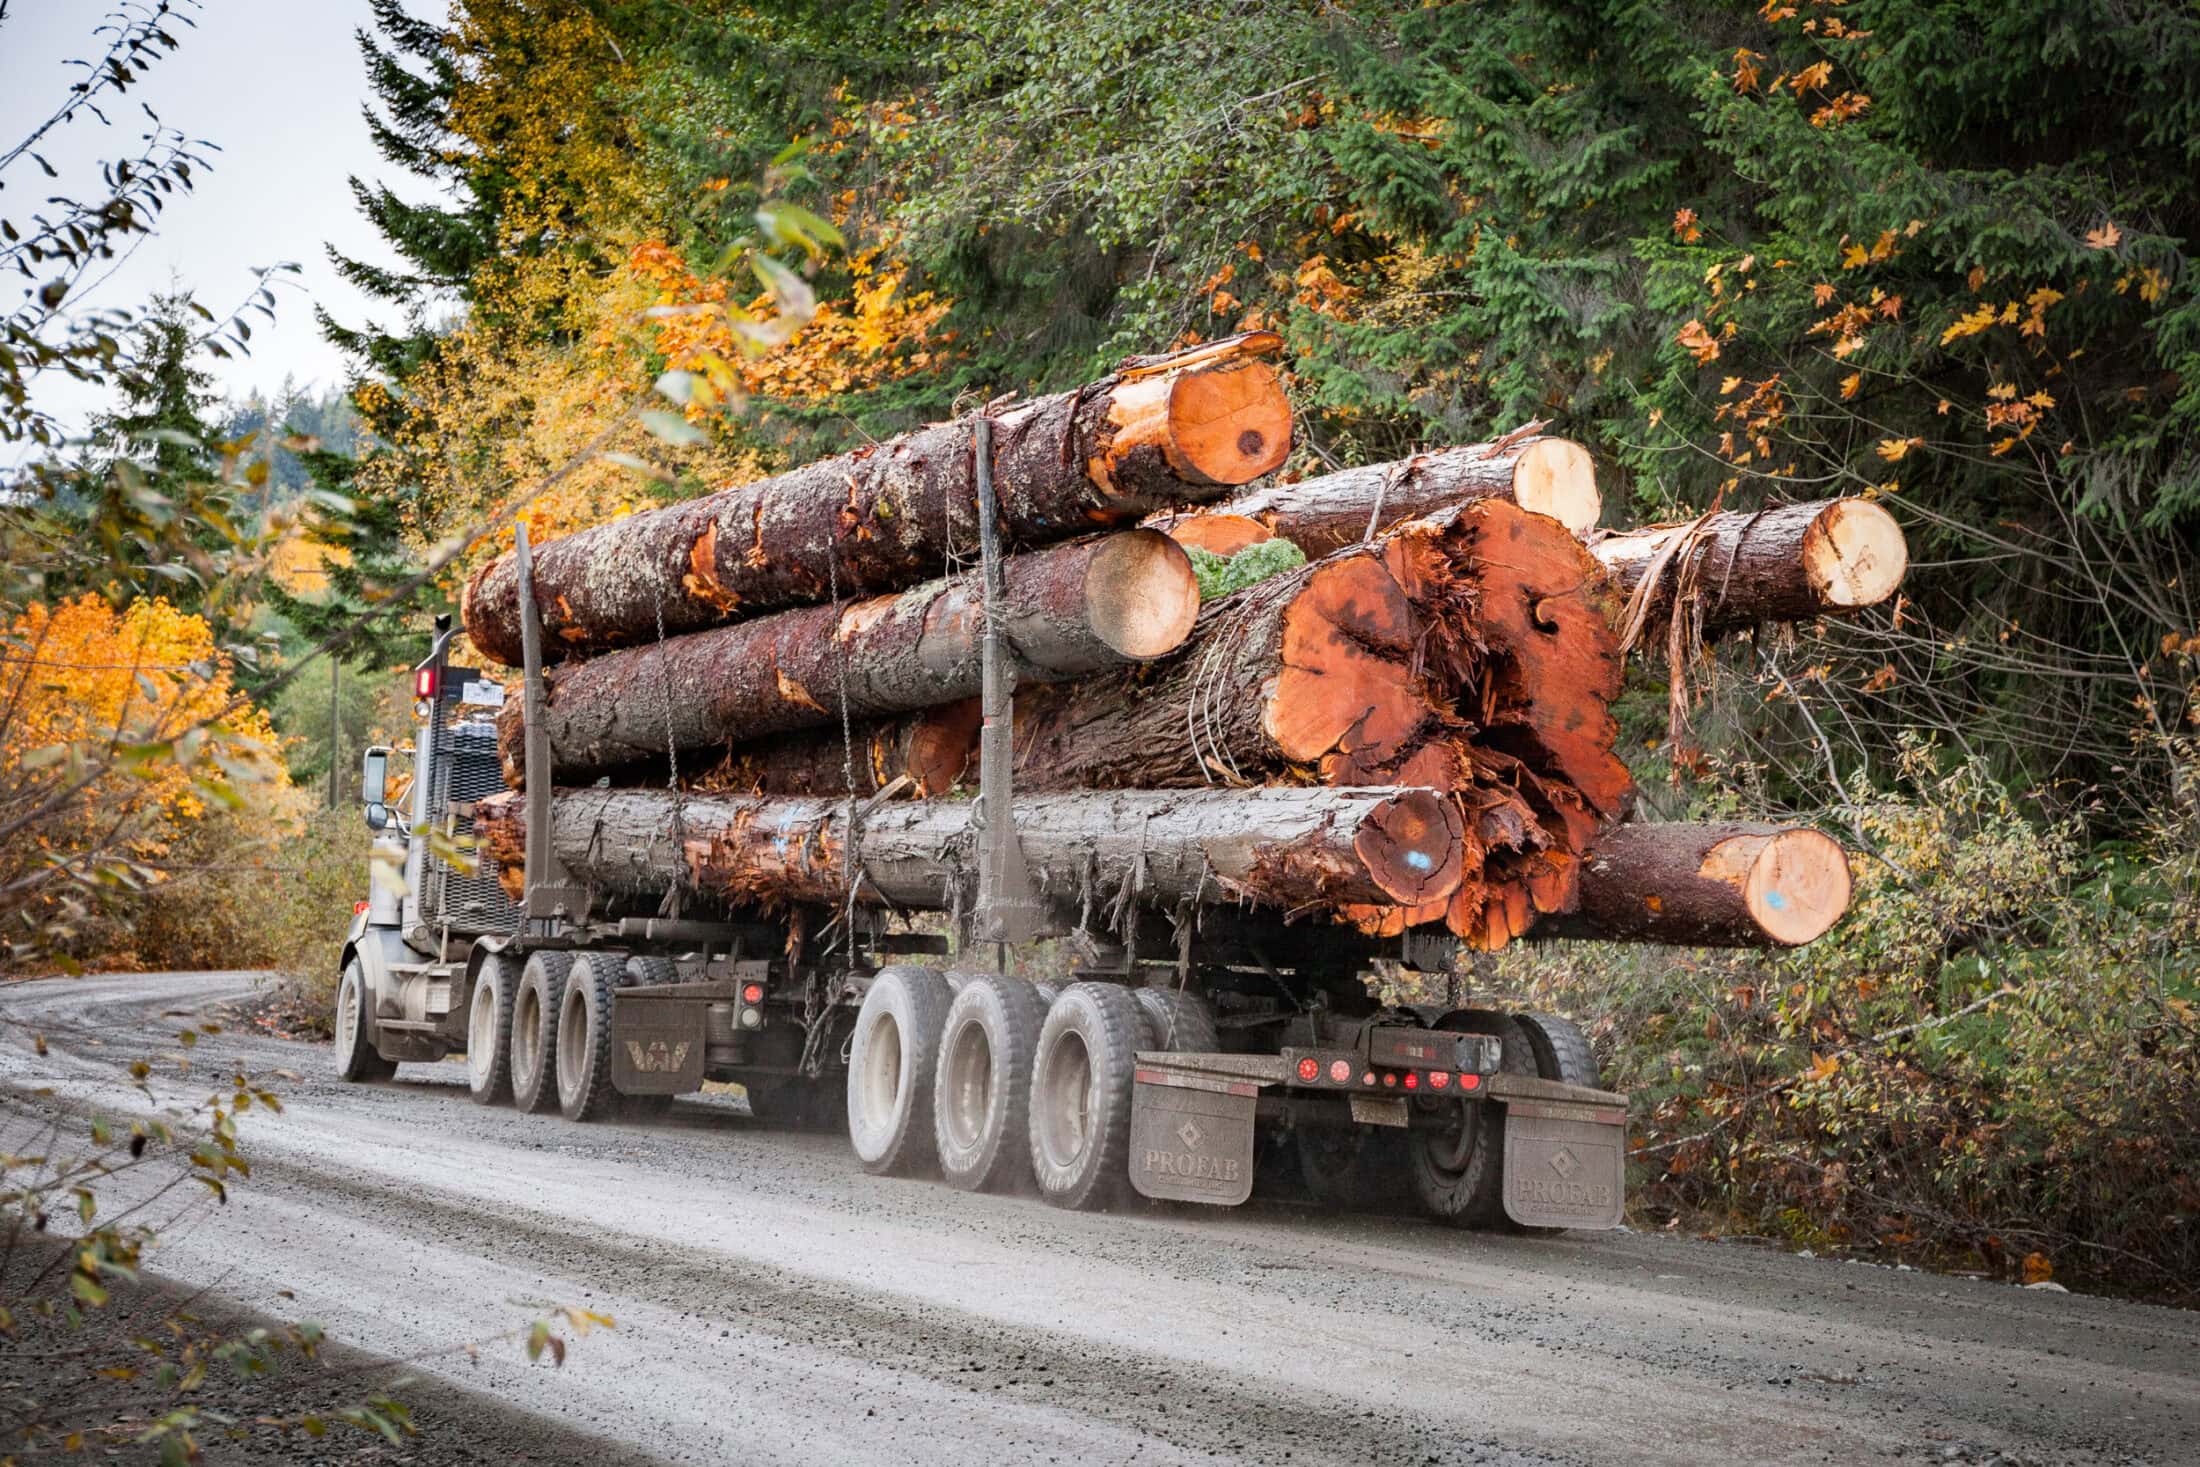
425,715,520,935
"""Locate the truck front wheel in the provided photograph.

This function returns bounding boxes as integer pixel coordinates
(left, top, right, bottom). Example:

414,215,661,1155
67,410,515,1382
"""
510,952,573,1115
333,960,397,1083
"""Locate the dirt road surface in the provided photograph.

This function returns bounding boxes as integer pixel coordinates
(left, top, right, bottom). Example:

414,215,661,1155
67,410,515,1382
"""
5,971,2194,1466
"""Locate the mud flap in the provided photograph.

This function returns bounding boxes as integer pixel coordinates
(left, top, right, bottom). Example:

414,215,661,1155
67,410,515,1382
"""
1502,1099,1626,1230
1129,1068,1257,1206
610,991,707,1095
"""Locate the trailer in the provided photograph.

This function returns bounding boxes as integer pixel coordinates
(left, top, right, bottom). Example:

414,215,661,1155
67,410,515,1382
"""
335,423,1629,1229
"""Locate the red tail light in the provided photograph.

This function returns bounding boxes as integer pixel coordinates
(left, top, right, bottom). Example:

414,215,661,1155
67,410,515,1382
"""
1362,1072,1376,1086
1459,1073,1480,1091
1295,1057,1320,1083
1327,1059,1352,1083
353,900,369,915
414,667,440,699
1382,1072,1397,1088
1429,1070,1451,1090
741,983,764,1004
1402,1071,1419,1090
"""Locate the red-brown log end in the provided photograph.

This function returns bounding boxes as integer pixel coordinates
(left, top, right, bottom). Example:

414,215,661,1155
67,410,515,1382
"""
1351,788,1469,906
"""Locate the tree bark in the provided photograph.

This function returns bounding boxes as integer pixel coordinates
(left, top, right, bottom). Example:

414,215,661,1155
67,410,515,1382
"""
462,333,1291,666
1150,437,1601,557
1590,498,1907,637
701,700,982,798
475,784,1468,922
497,530,1199,784
1532,821,1853,946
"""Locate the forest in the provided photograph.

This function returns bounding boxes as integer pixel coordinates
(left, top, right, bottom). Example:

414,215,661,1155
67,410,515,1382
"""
5,0,2197,1303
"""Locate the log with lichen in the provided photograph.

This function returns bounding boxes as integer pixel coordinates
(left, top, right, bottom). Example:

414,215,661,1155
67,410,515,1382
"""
461,333,1292,667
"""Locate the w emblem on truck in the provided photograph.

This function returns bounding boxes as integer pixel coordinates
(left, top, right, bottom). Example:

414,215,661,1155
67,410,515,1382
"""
625,1039,690,1073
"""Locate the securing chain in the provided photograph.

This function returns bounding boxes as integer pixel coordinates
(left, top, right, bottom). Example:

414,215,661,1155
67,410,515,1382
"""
651,577,685,919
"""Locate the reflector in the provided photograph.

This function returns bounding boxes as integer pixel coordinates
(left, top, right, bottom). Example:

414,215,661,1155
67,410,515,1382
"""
1295,1056,1320,1082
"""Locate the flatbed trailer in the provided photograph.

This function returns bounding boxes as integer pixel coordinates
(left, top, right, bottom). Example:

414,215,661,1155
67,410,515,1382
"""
335,424,1628,1229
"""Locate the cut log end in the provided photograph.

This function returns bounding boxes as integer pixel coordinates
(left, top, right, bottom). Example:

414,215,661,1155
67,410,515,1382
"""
1352,789,1469,906
1509,437,1602,535
1084,529,1203,658
1710,827,1853,946
1803,499,1907,610
1163,357,1292,485
1156,512,1270,558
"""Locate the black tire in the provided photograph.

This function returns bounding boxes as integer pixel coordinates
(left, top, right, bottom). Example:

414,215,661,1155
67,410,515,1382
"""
1296,1122,1412,1213
933,975,1048,1193
333,960,397,1082
1514,1012,1600,1088
465,953,520,1106
1407,1010,1533,1228
1132,988,1218,1053
556,952,624,1122
510,951,573,1115
1028,981,1143,1211
845,965,953,1175
625,955,679,988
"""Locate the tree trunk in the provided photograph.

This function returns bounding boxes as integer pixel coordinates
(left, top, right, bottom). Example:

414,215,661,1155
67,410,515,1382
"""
1007,497,1633,949
461,333,1291,666
1533,821,1853,946
475,784,1468,924
1590,498,1907,636
1151,437,1601,557
498,530,1199,783
701,700,982,798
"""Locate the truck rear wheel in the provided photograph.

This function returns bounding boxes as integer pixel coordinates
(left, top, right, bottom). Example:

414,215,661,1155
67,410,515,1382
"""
466,954,519,1105
845,965,952,1175
1407,1010,1532,1228
933,974,1048,1193
510,952,573,1115
556,952,623,1122
1028,982,1142,1212
1132,988,1217,1054
1514,1012,1599,1089
334,960,397,1082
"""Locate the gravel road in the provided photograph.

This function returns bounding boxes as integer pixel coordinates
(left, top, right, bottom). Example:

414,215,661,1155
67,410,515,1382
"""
4,970,2194,1466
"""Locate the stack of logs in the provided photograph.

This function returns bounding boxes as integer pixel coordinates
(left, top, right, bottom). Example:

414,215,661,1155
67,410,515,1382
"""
472,333,1907,952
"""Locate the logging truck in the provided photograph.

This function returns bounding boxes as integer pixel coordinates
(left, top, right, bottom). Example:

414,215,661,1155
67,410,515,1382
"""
335,606,1627,1226
333,340,1889,1225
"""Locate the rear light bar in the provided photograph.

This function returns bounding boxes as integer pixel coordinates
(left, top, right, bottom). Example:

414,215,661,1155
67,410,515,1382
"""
1280,1046,1489,1095
414,667,440,700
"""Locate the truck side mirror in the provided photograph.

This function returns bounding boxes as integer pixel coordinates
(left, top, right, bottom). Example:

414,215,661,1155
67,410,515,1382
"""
361,746,393,832
361,746,389,805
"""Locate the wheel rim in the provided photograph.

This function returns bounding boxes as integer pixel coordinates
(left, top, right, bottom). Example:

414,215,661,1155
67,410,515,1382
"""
857,1011,903,1129
557,979,588,1104
511,982,541,1091
467,976,499,1087
335,975,359,1067
1037,1031,1093,1170
1416,1097,1480,1177
940,1016,993,1152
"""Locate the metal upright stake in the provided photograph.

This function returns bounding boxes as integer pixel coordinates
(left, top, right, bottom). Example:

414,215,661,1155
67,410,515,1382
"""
514,524,582,928
971,414,1043,949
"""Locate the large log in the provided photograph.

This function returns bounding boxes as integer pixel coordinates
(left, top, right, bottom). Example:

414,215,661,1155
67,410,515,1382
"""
474,784,1468,927
1007,498,1634,949
701,700,981,798
498,530,1199,784
462,333,1292,666
1590,498,1906,636
1151,437,1601,557
1534,821,1852,947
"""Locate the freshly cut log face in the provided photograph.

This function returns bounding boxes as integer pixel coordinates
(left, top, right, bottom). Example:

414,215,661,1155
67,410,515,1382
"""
497,530,1199,784
1152,437,1602,557
1534,821,1853,947
462,333,1291,667
473,785,1467,923
1592,498,1907,636
1009,497,1633,948
702,700,982,798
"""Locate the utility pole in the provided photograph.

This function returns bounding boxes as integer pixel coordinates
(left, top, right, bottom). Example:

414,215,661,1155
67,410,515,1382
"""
327,657,341,809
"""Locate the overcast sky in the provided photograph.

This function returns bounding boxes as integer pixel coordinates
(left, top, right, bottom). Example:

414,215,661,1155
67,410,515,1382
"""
2,0,449,457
